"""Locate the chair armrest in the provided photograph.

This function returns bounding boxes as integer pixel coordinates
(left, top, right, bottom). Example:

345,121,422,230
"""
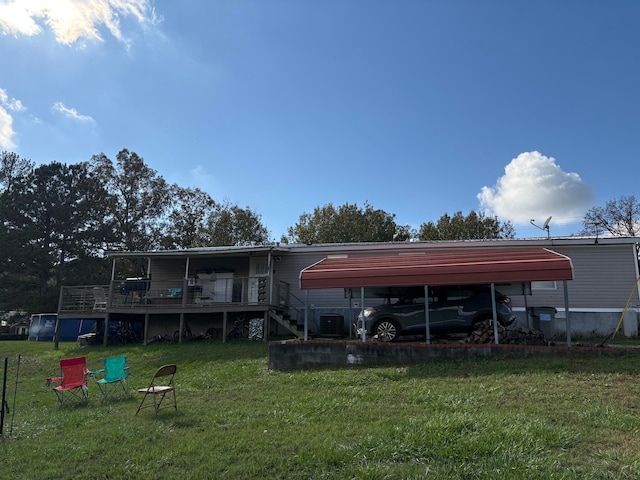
86,368,103,380
46,376,62,387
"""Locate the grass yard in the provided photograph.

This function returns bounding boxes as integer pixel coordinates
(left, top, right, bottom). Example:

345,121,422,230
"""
1,340,640,479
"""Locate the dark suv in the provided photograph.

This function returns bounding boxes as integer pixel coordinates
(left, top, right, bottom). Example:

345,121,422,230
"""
354,285,516,342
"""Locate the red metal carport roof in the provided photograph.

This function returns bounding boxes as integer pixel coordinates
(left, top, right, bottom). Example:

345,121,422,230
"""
300,248,573,289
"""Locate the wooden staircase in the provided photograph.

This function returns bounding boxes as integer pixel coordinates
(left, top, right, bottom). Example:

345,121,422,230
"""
269,311,304,339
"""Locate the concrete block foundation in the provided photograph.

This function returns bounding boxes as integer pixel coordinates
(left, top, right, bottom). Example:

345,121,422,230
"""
268,339,640,371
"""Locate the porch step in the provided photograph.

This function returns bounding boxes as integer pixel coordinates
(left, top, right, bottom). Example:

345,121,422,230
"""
270,312,304,339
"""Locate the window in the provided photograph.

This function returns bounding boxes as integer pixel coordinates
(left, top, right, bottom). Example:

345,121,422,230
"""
531,281,557,291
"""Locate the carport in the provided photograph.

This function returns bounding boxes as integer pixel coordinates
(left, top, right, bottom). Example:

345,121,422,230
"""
300,248,574,345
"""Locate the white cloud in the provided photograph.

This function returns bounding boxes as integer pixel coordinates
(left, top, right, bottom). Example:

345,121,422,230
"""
52,102,95,123
0,106,16,149
0,88,25,112
0,87,25,148
0,1,42,37
0,0,155,46
478,151,593,226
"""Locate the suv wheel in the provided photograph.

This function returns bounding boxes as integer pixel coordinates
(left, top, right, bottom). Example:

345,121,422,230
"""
375,320,399,342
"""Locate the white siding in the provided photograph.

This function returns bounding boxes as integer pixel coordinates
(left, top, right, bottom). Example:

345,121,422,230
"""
509,244,638,309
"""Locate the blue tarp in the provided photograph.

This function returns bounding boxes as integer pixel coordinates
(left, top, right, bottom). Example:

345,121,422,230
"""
28,314,97,342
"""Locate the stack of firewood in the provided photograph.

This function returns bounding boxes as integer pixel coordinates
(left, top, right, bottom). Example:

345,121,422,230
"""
461,319,547,345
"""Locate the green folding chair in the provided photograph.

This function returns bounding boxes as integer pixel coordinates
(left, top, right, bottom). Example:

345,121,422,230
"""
46,356,89,406
88,356,129,399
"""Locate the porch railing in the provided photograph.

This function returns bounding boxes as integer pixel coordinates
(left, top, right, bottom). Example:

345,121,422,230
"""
59,276,292,314
58,285,110,313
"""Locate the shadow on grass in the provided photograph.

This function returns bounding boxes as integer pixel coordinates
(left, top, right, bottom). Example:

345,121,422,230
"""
396,350,640,380
50,338,268,362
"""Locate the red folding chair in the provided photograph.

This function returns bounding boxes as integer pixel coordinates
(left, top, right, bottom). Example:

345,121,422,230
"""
46,357,89,405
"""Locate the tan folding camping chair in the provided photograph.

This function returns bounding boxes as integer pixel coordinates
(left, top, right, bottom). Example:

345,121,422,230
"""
135,364,177,415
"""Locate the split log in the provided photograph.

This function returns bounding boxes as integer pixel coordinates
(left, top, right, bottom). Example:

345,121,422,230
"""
461,320,547,346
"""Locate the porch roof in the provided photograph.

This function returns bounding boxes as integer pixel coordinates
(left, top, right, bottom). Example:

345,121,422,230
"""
299,248,574,290
104,245,289,259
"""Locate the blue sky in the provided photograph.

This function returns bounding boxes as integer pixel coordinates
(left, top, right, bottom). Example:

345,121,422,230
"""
1,1,638,241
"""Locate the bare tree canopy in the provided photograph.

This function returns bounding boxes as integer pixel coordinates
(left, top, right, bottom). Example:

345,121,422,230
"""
582,195,640,237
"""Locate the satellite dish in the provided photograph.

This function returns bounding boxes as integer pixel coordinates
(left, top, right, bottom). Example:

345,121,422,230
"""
529,216,552,238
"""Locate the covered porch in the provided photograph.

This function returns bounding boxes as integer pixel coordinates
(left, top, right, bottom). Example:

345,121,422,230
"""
55,245,304,348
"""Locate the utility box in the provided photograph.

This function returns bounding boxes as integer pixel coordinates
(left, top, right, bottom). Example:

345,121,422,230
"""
319,314,344,337
527,306,557,340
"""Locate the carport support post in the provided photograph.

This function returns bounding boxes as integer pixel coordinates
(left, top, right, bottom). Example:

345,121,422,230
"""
491,283,499,344
564,280,572,347
523,283,530,328
360,288,366,342
304,290,309,341
424,285,431,344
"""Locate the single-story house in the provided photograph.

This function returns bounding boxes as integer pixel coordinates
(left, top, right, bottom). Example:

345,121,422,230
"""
54,236,640,348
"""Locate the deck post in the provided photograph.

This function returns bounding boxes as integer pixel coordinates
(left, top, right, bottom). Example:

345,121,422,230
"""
108,259,116,308
182,258,190,308
264,310,269,341
178,313,185,344
144,313,149,345
103,314,110,346
222,311,228,343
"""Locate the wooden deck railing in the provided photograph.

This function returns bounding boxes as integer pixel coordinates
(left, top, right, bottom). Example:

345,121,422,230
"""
59,277,291,314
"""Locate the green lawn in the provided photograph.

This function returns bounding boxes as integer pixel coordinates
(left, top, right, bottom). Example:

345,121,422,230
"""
1,340,640,479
